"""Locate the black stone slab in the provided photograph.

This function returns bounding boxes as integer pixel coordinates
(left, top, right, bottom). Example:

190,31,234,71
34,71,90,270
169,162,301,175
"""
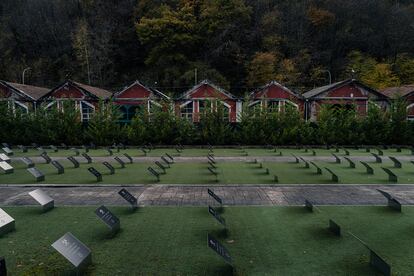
0,257,6,276
51,160,64,174
360,161,374,174
88,167,102,182
95,205,120,232
71,148,80,156
325,167,339,182
328,219,341,236
310,162,322,174
118,188,138,209
305,199,313,212
382,168,398,182
27,167,45,182
148,167,160,182
123,153,133,164
161,156,171,167
40,153,51,164
67,156,79,168
50,145,58,152
165,153,174,162
106,148,113,156
155,161,166,174
208,189,223,205
389,157,402,168
344,157,355,168
370,250,391,276
81,153,92,164
18,145,27,153
207,234,232,264
103,162,115,175
208,206,226,227
331,153,341,163
114,157,125,168
208,167,218,176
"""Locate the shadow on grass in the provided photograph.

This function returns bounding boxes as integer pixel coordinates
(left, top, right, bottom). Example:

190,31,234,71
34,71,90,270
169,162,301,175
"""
212,264,235,276
116,207,140,216
94,226,123,240
210,228,230,239
283,206,311,215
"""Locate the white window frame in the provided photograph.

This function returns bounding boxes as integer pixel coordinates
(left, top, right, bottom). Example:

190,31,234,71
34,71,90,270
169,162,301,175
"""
180,101,194,121
80,101,95,122
13,100,29,114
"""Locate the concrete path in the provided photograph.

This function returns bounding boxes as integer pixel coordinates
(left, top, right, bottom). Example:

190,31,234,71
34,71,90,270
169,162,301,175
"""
1,184,414,206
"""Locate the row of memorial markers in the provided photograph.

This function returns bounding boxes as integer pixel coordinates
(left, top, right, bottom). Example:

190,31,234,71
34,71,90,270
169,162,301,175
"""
0,187,402,275
0,144,410,184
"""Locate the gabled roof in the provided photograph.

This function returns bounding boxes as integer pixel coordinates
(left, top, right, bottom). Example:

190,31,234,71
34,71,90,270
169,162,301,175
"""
303,79,387,99
0,80,49,101
42,80,113,100
249,80,303,99
179,80,237,100
114,80,170,100
381,85,414,98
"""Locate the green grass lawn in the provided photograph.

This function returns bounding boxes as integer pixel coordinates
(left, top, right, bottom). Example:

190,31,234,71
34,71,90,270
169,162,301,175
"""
6,146,414,158
2,158,414,184
0,206,413,275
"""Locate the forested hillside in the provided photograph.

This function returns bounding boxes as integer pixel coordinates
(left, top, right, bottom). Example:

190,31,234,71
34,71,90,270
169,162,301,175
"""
0,0,413,96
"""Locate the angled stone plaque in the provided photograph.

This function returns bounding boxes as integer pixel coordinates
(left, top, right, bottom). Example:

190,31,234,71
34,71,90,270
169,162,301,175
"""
389,157,402,168
310,161,322,174
377,189,401,212
88,167,102,182
0,161,13,174
67,156,79,168
208,206,226,227
155,161,166,174
382,168,398,182
329,219,341,236
51,232,91,268
208,167,218,176
0,208,15,236
21,157,34,168
106,148,113,156
370,249,391,276
95,205,120,232
40,152,51,164
0,257,6,275
71,148,80,156
165,153,174,162
36,146,45,154
305,199,313,212
371,153,382,163
331,153,341,163
18,145,28,153
325,167,339,182
1,143,9,148
60,143,68,149
29,189,54,211
148,167,160,182
0,154,11,163
161,156,171,167
208,155,216,164
207,234,232,264
208,189,223,205
140,147,147,156
82,145,90,153
360,161,374,174
50,145,58,152
114,157,125,168
118,188,137,209
81,153,92,164
2,147,13,156
208,160,217,169
123,153,133,164
103,162,115,175
344,157,355,168
51,160,64,174
27,167,45,182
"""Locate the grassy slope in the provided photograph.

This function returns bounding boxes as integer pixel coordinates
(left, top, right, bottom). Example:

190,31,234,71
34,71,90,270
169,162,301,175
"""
0,206,413,275
1,157,414,184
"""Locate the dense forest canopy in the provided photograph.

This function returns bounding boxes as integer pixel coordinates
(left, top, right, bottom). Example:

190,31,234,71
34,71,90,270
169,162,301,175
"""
0,0,413,96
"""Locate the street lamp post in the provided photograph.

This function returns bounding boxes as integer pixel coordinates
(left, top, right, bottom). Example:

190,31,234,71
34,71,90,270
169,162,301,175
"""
22,67,31,84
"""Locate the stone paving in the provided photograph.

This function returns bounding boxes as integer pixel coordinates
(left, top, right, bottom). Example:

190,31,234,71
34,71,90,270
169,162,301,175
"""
1,184,414,206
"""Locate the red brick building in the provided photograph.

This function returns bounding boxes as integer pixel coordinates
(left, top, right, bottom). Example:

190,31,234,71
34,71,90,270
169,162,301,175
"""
175,80,242,123
0,80,49,113
303,79,389,120
381,85,414,119
113,80,170,123
249,81,304,113
39,80,113,122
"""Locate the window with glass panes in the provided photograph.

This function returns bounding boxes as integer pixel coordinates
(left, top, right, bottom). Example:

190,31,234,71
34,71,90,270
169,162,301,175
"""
181,102,193,121
268,101,280,112
81,102,94,121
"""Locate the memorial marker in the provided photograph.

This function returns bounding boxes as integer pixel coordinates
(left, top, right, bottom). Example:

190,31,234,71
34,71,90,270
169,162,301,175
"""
208,167,218,176
344,149,350,156
118,188,138,209
208,189,223,205
103,162,115,175
310,162,322,174
60,143,68,149
325,167,339,182
95,205,120,232
344,157,355,168
18,145,27,153
208,160,217,169
0,162,13,174
207,155,216,164
155,161,166,174
114,157,125,168
1,143,10,148
51,160,64,174
299,157,310,168
382,168,398,182
292,154,299,163
165,153,174,162
140,147,147,156
377,189,401,212
27,167,45,182
208,206,226,227
50,145,58,152
71,148,80,156
0,208,15,236
0,257,6,276
21,157,34,168
81,153,92,164
67,156,79,168
123,153,133,164
371,153,382,163
82,145,89,153
0,154,10,163
106,148,113,156
28,189,54,211
389,157,402,168
328,219,341,236
88,167,102,182
161,156,171,167
377,149,384,156
366,147,371,152
37,146,46,154
51,232,92,269
331,153,341,163
40,152,51,164
148,167,160,182
360,161,374,174
2,147,13,156
305,199,313,212
207,234,232,265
